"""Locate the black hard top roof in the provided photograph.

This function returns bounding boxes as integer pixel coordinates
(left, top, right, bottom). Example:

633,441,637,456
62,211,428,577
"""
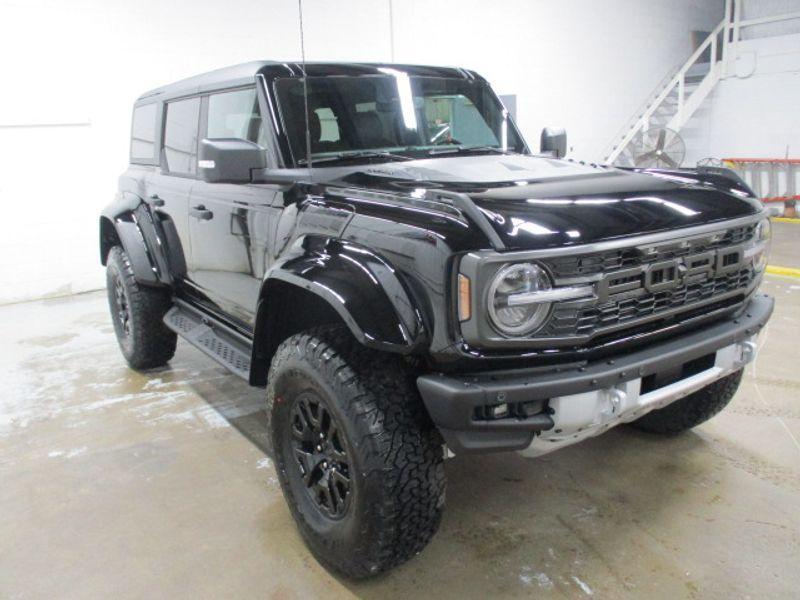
136,61,485,104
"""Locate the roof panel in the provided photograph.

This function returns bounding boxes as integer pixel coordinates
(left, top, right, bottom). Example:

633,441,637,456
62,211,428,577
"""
136,61,483,104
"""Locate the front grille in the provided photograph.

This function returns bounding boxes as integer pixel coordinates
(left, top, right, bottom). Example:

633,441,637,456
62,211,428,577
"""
536,223,758,340
541,268,753,337
546,224,755,279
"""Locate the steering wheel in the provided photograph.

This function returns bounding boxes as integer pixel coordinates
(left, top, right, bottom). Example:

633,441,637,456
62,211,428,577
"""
429,124,461,146
433,137,462,146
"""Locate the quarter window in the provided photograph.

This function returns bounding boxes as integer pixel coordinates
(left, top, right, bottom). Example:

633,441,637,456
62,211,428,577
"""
130,103,157,163
207,87,267,146
163,97,200,175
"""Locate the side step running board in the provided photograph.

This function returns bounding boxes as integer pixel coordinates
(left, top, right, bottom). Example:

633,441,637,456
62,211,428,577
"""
164,304,252,380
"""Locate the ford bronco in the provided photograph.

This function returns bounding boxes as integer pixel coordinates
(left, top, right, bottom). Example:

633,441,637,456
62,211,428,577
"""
101,61,774,578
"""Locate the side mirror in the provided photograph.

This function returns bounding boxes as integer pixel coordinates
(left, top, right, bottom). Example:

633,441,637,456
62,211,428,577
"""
198,138,267,183
540,127,567,158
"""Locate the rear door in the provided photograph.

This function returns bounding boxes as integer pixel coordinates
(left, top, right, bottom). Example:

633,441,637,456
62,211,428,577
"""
147,96,201,295
187,86,282,329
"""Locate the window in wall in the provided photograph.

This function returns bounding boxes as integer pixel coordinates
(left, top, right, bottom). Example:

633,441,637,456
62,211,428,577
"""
130,103,157,163
207,87,267,146
163,97,200,175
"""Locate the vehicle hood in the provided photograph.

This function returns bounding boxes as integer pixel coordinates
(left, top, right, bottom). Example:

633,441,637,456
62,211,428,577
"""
325,154,762,251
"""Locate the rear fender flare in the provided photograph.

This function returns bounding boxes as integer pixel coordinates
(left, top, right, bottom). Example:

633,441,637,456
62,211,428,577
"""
100,192,165,286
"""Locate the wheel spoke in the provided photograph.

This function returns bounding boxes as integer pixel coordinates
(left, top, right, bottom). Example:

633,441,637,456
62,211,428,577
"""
323,420,337,444
294,448,315,485
330,471,350,515
296,401,312,430
291,422,310,443
291,407,313,443
315,478,334,510
302,398,322,429
329,435,347,462
331,469,350,491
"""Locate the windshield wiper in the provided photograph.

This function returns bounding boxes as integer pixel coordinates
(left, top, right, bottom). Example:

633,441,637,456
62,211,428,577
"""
426,145,517,156
297,150,412,165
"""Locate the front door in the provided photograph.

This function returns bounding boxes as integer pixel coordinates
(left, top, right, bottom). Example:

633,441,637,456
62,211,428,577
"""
187,87,281,329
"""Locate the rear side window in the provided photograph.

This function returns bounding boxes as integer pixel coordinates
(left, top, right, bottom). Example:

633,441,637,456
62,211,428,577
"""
130,103,157,163
207,87,267,146
163,97,200,175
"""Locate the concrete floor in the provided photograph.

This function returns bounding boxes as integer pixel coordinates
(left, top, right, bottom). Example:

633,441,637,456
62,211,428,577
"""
2,243,800,599
768,221,799,270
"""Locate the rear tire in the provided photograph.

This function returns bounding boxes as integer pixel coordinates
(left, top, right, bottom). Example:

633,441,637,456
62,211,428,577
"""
106,246,176,369
630,369,743,435
266,326,445,579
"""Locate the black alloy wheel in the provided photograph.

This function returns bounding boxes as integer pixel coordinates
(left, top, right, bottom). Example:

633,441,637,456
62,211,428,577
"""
113,276,131,337
267,326,446,579
105,246,177,369
289,392,352,519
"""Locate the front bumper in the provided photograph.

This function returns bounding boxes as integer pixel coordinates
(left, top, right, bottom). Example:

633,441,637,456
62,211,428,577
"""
417,293,774,455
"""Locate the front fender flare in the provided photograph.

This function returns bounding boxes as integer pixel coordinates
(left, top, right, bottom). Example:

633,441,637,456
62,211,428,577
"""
260,239,427,354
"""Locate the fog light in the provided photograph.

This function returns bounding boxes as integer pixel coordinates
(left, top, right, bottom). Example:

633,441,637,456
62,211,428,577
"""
491,403,509,419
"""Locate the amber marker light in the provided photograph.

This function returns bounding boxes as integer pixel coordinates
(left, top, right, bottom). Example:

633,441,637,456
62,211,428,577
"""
458,274,472,322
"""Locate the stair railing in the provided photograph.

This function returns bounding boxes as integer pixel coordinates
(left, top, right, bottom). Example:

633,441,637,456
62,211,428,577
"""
604,18,726,165
603,0,800,166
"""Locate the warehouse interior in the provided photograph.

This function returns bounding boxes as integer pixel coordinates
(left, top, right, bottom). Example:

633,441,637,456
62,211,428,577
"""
1,0,799,598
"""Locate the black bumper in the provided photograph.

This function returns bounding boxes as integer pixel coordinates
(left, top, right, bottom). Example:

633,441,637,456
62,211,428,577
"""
417,293,774,454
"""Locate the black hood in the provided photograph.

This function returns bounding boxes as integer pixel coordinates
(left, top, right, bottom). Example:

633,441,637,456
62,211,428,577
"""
318,154,762,251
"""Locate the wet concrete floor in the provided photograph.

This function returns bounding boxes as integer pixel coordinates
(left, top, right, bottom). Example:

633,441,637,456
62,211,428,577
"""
2,279,799,597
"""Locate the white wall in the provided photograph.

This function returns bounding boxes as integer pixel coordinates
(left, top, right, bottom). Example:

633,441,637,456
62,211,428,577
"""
683,31,800,165
391,0,723,161
0,0,722,304
741,0,800,39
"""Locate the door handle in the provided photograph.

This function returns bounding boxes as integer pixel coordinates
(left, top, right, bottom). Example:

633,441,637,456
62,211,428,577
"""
149,194,165,207
190,205,213,220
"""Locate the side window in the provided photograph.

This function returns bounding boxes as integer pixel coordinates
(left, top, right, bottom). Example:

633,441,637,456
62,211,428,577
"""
130,103,157,163
163,97,200,175
207,87,266,146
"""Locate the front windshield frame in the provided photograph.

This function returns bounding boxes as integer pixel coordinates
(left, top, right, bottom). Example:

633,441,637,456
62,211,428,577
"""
272,74,529,167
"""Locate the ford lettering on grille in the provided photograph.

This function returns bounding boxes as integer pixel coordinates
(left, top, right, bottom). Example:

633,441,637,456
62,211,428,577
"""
537,225,758,340
596,245,744,301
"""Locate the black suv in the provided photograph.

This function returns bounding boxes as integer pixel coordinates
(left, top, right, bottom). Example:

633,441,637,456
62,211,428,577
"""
101,61,774,578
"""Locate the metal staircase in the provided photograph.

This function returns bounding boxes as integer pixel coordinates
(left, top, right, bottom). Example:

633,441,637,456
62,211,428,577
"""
604,0,800,167
604,19,727,166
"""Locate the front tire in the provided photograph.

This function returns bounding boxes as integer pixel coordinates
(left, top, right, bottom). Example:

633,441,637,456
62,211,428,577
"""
630,369,743,435
106,246,176,369
266,326,445,579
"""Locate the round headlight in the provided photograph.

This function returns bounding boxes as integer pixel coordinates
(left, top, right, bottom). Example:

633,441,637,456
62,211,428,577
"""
488,263,551,335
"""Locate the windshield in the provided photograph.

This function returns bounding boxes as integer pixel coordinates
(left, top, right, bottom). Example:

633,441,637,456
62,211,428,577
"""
274,73,526,165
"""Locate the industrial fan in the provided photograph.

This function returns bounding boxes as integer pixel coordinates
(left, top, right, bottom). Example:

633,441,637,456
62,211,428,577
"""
633,127,686,168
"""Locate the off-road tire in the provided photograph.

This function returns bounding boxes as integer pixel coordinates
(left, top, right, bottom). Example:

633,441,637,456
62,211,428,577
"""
266,326,445,579
106,246,176,369
630,369,743,435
